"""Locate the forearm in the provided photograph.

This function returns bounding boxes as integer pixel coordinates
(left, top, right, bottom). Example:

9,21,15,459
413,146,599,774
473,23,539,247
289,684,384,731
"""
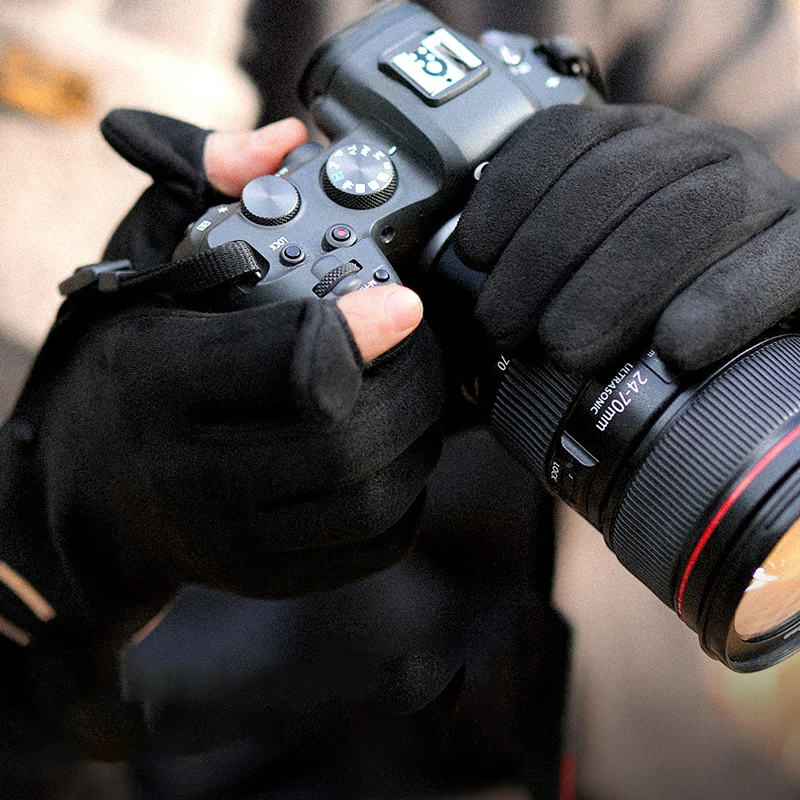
0,418,168,761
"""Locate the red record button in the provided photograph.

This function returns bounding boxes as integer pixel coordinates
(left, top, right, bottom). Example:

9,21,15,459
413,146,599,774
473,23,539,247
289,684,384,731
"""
324,224,356,249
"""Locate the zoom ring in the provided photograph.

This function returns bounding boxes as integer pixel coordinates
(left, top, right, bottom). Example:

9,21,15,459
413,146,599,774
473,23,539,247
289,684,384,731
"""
612,336,800,607
491,359,580,476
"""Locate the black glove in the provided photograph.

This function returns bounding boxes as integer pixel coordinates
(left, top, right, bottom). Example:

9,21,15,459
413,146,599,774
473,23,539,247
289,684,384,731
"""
0,113,444,765
6,110,443,610
454,103,800,374
15,293,441,603
0,111,444,762
121,431,568,800
101,109,221,269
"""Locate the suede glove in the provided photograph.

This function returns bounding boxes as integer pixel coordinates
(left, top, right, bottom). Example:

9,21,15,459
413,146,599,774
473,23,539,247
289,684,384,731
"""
453,103,800,375
121,431,568,800
0,111,443,761
3,108,444,620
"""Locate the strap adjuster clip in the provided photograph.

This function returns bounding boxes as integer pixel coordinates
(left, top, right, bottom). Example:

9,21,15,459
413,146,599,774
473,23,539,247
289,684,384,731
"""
58,260,135,297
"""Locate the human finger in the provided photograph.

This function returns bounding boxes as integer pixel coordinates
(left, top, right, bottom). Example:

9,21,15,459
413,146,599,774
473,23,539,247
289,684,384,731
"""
203,117,308,196
336,285,424,362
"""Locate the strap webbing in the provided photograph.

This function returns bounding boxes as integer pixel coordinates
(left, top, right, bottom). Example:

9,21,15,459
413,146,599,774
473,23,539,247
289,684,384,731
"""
59,241,263,298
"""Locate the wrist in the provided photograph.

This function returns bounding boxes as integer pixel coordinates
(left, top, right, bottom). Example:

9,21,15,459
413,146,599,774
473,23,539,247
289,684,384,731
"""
1,419,176,652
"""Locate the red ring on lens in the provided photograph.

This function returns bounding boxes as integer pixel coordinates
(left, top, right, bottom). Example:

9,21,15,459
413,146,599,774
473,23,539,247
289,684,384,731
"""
677,424,800,619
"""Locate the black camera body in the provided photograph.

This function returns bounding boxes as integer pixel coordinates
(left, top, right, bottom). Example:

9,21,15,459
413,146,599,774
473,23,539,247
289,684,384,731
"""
172,0,601,304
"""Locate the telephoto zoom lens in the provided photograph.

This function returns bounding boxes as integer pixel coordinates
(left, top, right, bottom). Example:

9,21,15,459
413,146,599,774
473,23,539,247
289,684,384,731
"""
489,332,800,672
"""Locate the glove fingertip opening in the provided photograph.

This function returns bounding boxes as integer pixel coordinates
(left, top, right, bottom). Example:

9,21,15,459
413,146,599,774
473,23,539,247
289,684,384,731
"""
290,301,364,424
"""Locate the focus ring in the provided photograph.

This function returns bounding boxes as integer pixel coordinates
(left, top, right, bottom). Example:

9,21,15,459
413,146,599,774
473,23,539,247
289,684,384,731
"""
612,336,800,608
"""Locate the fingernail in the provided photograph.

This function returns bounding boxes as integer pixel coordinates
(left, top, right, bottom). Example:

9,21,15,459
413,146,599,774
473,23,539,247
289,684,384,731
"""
250,118,297,148
385,288,423,334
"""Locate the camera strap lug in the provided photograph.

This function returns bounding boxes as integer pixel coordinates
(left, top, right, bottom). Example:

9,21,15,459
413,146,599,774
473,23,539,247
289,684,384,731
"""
535,37,607,99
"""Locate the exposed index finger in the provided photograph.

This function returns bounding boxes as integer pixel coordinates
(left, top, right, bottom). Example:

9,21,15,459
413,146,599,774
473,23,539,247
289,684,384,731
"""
203,117,308,196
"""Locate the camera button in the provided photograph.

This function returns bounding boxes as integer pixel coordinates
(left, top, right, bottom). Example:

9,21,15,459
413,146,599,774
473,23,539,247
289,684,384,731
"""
322,145,397,209
374,268,390,282
241,175,300,226
560,432,598,468
324,224,356,249
311,255,341,279
279,244,305,266
312,258,363,297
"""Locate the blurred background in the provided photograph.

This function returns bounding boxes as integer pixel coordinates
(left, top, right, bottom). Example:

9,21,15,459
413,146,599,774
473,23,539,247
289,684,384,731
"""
4,0,800,797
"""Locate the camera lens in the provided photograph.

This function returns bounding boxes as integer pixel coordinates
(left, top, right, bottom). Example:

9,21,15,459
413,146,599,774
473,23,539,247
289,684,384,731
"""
488,333,800,672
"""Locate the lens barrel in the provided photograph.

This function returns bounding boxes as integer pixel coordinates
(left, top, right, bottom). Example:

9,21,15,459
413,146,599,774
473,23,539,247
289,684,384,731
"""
490,333,800,671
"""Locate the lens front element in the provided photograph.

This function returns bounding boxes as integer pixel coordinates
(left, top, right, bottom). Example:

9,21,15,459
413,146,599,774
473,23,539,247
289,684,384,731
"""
735,517,800,641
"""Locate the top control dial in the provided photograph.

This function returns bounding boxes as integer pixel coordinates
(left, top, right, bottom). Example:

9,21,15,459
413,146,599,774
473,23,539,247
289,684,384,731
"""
322,143,397,209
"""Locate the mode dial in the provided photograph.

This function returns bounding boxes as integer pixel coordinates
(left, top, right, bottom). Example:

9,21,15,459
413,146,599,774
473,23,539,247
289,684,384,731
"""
241,175,300,226
322,143,397,210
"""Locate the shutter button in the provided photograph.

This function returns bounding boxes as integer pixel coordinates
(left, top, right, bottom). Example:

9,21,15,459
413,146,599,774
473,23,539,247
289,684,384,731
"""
241,175,300,226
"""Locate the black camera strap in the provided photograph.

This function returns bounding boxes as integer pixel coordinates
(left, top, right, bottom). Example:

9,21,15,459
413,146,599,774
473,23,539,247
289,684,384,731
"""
58,240,264,299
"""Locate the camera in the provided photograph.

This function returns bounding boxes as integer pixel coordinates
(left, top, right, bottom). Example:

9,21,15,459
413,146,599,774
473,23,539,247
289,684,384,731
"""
171,0,600,303
170,0,800,672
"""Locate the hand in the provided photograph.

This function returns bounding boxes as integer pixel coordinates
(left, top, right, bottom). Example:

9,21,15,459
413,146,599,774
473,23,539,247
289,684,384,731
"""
453,104,800,375
5,110,444,625
0,112,444,761
203,119,424,361
108,114,425,362
199,120,423,361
